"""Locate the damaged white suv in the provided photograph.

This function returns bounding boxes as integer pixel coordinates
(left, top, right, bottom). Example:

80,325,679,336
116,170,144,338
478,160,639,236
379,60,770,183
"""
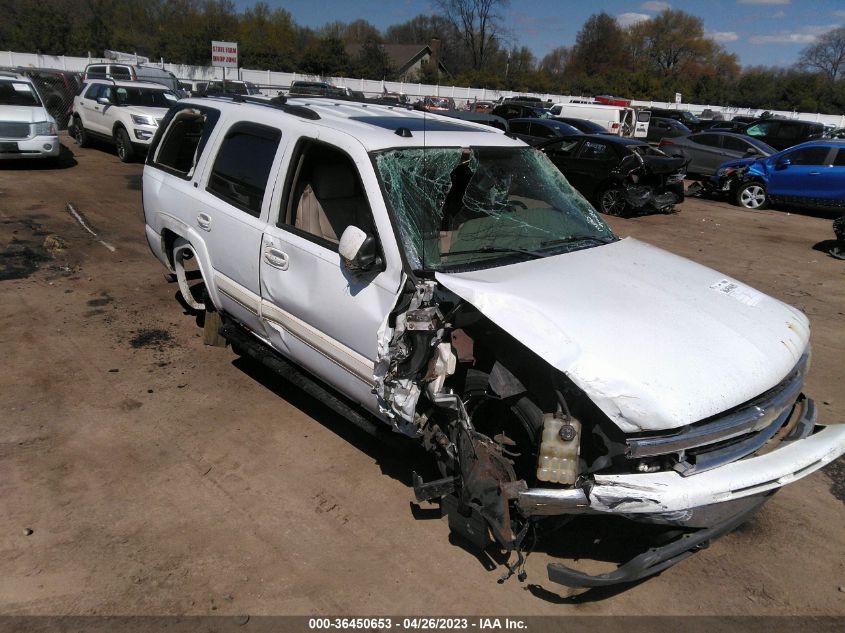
143,95,845,588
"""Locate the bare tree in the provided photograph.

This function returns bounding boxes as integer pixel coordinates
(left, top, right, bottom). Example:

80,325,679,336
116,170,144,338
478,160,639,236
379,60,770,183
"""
798,27,845,82
435,0,509,70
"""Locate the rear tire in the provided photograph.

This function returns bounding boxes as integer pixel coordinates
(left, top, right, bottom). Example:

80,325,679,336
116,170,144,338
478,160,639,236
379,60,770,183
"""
115,127,134,163
735,181,768,210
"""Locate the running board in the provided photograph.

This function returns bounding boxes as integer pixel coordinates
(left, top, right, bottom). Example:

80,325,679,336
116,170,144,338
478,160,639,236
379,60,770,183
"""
220,322,384,439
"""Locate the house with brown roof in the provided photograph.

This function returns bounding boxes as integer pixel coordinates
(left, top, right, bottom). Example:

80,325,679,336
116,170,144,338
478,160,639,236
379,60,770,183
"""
347,38,448,81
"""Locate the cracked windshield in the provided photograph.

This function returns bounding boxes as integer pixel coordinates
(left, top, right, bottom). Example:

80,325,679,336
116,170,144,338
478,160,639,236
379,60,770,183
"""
374,146,615,271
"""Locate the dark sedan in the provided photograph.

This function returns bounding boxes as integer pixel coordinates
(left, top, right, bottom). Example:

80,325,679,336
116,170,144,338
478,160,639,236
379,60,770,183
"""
508,118,581,145
552,116,610,134
538,134,686,213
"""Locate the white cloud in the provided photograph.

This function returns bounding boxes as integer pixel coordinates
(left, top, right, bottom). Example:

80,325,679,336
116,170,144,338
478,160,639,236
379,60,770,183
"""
833,10,845,19
640,1,670,11
750,25,833,44
707,31,739,42
737,0,790,5
617,12,651,28
771,10,786,17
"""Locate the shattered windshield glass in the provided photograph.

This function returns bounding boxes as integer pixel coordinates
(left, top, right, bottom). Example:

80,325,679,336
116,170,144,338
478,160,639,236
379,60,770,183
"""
374,146,615,270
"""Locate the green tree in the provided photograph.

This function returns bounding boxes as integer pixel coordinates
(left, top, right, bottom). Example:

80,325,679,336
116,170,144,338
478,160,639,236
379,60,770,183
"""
299,37,349,77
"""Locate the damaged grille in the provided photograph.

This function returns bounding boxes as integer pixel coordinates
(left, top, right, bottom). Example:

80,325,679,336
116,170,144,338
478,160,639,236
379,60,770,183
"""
626,353,809,475
0,122,31,139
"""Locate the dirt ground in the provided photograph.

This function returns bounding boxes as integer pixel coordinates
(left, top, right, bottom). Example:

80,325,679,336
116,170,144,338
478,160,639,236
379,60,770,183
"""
1,134,843,616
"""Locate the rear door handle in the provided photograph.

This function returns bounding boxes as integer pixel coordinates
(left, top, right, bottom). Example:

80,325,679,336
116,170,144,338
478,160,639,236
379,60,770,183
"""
263,247,289,270
808,171,821,176
197,213,211,231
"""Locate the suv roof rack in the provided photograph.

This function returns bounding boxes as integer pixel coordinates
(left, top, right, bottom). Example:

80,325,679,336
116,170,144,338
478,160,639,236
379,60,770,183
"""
208,94,321,121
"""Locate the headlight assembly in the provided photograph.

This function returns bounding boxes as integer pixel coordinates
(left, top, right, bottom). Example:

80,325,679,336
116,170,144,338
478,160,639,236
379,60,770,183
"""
131,114,157,126
32,121,57,136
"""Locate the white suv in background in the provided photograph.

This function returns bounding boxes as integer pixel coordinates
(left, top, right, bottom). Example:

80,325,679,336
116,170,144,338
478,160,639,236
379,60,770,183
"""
0,71,60,162
71,79,178,162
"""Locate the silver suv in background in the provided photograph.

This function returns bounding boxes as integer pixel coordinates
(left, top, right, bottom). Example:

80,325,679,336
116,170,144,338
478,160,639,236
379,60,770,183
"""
71,79,178,162
0,71,60,163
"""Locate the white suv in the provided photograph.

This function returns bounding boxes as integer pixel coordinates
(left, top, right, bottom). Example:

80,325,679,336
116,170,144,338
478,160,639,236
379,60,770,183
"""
71,79,178,162
142,95,845,589
0,71,59,162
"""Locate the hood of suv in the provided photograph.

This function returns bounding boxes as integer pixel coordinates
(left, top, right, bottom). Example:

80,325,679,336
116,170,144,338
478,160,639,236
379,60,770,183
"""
0,105,49,123
436,237,809,434
125,105,169,121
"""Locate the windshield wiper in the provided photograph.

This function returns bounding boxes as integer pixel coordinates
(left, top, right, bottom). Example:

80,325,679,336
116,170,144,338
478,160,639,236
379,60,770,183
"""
441,245,544,260
539,235,614,249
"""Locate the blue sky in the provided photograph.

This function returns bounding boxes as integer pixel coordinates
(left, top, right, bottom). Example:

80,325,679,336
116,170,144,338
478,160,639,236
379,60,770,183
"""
236,0,845,68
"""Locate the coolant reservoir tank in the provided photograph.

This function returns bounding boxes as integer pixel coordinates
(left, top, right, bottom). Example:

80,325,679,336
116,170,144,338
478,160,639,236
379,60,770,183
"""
536,413,581,484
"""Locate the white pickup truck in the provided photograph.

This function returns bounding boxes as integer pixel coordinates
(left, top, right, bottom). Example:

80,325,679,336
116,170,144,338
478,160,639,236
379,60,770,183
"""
142,94,845,588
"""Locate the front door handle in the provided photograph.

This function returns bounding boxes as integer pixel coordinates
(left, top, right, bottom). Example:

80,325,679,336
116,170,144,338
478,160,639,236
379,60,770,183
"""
808,171,821,176
263,247,289,270
197,213,211,231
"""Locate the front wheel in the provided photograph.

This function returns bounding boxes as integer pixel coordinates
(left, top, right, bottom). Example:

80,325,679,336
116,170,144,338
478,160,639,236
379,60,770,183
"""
114,127,134,163
735,181,768,210
73,116,90,147
597,187,628,216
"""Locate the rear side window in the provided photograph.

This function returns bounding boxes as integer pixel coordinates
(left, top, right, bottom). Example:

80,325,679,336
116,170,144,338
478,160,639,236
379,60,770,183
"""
530,123,556,139
775,124,801,140
692,134,720,147
207,122,282,217
151,107,220,178
578,140,615,160
722,136,751,152
508,121,531,134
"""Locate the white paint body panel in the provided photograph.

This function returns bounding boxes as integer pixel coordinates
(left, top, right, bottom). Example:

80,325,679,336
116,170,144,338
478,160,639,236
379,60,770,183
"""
436,237,810,433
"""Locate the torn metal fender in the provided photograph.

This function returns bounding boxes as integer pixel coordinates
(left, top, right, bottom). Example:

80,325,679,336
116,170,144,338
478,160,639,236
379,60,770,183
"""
517,424,845,517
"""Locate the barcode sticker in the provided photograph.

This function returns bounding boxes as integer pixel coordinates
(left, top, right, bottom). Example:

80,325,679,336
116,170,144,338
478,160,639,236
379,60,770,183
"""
710,279,763,307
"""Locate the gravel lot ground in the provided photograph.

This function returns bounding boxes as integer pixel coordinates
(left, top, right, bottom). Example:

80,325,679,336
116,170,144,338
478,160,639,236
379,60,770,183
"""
1,134,843,616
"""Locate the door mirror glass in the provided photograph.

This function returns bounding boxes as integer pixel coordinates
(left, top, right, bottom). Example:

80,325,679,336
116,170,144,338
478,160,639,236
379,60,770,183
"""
775,157,791,170
339,225,380,272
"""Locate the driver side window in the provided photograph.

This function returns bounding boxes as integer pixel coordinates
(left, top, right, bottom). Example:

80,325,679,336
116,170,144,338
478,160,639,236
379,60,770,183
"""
280,140,377,252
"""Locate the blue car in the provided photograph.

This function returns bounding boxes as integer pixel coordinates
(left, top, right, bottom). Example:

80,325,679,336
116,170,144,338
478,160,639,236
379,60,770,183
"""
709,140,845,210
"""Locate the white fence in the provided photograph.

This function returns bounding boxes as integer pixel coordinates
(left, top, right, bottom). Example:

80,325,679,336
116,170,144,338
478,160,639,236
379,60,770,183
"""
5,49,845,128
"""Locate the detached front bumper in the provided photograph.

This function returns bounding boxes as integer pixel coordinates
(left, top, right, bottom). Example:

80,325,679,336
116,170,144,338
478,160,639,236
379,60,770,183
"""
517,409,845,588
518,422,845,522
0,134,61,159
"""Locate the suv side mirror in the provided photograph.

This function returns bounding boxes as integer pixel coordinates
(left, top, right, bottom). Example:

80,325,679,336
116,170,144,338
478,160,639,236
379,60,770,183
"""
97,96,112,106
339,225,381,273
